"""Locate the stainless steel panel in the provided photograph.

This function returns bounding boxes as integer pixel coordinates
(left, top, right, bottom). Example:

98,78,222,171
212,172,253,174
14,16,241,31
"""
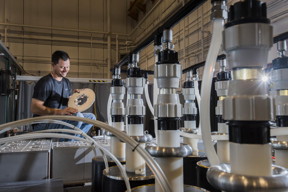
51,142,96,184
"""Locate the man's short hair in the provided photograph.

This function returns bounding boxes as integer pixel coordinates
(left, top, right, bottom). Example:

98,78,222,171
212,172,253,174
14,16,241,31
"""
52,50,70,65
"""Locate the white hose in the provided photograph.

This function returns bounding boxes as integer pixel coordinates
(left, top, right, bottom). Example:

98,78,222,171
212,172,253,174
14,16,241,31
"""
0,116,172,192
179,130,228,141
0,128,131,191
31,119,110,169
145,82,154,115
0,118,128,190
107,94,112,125
200,19,224,166
0,133,87,144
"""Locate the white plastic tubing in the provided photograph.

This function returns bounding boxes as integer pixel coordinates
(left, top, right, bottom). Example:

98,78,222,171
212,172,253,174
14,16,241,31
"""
144,81,154,115
107,94,112,125
200,19,224,166
0,116,172,192
0,120,129,191
31,119,110,169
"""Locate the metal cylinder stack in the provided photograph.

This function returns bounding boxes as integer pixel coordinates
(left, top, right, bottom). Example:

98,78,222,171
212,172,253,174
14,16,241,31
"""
214,58,230,163
110,67,126,159
125,53,151,174
271,35,288,168
146,29,192,192
207,1,288,191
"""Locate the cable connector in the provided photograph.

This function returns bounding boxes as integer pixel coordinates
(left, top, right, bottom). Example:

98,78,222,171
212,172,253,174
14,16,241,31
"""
211,0,227,20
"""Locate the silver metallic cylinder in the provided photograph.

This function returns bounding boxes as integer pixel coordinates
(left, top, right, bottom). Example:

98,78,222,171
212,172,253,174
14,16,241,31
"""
223,23,273,69
163,29,172,43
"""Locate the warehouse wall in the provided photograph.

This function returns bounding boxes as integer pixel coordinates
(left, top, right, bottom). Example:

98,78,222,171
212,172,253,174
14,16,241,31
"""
137,1,212,73
136,0,288,77
0,0,287,79
0,0,133,78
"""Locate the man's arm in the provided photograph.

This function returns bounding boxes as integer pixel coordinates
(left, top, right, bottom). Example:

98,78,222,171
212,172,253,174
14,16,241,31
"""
31,98,78,115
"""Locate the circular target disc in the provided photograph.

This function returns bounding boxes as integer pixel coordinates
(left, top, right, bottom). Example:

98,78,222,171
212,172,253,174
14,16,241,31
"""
68,88,95,112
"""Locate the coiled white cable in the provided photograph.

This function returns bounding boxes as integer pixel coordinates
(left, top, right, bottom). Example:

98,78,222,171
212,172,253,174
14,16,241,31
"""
0,116,172,192
145,81,154,115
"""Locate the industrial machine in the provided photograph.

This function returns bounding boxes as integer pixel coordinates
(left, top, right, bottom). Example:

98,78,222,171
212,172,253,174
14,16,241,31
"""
1,0,288,192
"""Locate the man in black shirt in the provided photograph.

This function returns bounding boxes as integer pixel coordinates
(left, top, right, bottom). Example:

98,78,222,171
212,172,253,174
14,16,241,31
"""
31,50,96,134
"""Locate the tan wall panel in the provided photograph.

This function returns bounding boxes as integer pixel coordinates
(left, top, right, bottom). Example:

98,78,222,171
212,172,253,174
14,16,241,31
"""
0,0,6,23
52,0,79,29
23,44,52,58
5,0,23,24
24,0,52,26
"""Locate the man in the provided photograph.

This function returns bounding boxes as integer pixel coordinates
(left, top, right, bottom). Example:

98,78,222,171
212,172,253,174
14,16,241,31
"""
31,50,96,134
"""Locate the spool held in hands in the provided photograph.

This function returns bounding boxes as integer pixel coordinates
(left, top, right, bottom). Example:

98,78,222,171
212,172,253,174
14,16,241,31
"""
68,88,95,112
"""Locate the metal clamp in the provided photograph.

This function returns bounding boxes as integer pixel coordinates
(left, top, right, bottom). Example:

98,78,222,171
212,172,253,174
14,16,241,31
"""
146,143,192,157
272,140,288,150
180,127,197,134
131,134,153,143
207,164,288,192
211,132,227,136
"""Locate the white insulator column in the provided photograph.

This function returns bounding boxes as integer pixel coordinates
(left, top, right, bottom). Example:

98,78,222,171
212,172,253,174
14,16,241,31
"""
126,124,145,173
275,150,288,168
111,122,125,159
216,123,229,163
230,143,272,176
155,131,183,192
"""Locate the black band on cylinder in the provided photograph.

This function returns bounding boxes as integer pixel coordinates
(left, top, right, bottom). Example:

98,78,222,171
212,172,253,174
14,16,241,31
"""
112,115,125,122
183,114,197,121
183,80,194,88
127,116,144,124
158,117,181,130
127,67,142,77
157,49,179,64
276,116,288,127
111,79,123,86
216,115,226,123
228,121,270,144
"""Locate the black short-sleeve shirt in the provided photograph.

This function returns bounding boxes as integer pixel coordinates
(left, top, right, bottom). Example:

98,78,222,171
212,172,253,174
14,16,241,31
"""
33,74,72,111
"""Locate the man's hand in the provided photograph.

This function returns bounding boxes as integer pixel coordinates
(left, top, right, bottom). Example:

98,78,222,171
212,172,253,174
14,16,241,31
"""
73,89,81,93
31,98,78,115
60,107,78,115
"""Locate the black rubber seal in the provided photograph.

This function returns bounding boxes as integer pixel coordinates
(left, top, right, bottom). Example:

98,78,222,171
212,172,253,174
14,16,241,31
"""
157,49,179,64
127,116,144,124
112,115,125,122
211,0,226,3
276,116,288,127
225,0,269,28
111,79,123,86
216,71,231,81
183,114,197,121
183,80,194,88
157,117,181,130
127,67,143,78
272,57,288,70
228,121,270,144
216,115,226,123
